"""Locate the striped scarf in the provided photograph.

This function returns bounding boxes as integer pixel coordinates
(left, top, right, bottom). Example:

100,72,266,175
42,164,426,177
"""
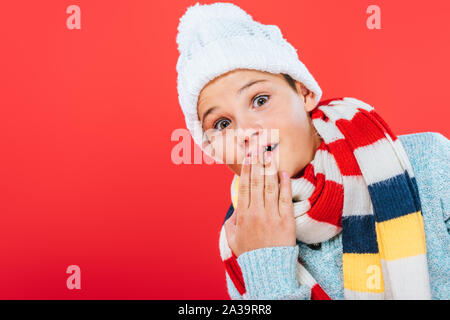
219,97,431,300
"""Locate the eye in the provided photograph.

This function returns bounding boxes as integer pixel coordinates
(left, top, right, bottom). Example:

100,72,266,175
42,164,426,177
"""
213,118,231,131
252,95,270,108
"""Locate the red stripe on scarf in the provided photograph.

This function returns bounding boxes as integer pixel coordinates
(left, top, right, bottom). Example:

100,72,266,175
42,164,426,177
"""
368,109,398,142
328,139,362,176
307,173,344,227
224,253,246,296
311,284,331,300
335,111,387,149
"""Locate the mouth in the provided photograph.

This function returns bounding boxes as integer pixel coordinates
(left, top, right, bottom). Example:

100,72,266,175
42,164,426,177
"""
264,143,279,153
246,143,279,157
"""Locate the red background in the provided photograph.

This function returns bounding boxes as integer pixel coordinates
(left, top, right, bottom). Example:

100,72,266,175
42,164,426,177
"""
0,0,448,299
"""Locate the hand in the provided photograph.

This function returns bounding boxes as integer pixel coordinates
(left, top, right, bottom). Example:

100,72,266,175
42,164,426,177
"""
224,149,296,258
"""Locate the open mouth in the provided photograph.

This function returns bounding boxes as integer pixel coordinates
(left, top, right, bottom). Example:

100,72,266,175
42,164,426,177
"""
264,143,278,152
247,143,279,157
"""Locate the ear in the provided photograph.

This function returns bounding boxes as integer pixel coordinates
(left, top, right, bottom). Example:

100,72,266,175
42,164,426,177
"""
295,81,316,112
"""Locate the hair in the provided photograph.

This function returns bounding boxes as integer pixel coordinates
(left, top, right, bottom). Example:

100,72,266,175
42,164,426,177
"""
282,73,312,98
281,73,297,92
282,73,316,123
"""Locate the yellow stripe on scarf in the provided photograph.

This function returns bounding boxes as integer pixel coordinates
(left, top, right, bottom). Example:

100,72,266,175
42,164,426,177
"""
343,253,384,293
375,211,427,261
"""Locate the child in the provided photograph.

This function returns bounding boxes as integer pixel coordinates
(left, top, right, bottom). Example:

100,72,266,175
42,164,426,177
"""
175,2,449,300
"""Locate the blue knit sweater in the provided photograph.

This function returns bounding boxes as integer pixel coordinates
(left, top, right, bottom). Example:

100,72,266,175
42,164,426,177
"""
224,132,450,300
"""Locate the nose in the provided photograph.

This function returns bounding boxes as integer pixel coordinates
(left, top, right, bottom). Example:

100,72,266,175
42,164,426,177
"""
237,127,263,156
235,114,267,157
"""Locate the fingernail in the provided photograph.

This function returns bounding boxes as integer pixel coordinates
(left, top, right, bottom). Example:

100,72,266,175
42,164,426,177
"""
265,151,272,163
282,171,289,179
244,156,251,164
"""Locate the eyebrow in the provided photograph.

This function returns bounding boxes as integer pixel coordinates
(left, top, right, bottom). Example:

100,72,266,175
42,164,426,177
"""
237,79,268,97
200,79,268,128
201,106,219,129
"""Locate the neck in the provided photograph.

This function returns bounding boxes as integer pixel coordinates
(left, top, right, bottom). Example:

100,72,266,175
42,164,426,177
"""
292,124,322,179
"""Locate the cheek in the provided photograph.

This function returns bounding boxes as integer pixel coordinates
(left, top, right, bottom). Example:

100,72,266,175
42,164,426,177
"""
274,103,310,144
271,94,309,130
277,110,314,173
286,116,313,155
290,103,309,128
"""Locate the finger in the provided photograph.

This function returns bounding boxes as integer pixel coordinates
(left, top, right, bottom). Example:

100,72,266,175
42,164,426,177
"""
250,150,264,209
263,150,279,213
278,171,293,218
237,155,251,210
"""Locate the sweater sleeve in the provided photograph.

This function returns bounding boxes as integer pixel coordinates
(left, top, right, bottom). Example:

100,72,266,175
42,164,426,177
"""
227,245,311,300
430,133,450,234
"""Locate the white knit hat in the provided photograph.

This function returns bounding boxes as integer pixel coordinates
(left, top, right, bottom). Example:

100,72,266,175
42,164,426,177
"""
176,2,322,148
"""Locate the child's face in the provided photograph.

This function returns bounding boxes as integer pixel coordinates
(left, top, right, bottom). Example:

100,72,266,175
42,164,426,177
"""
197,69,321,178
